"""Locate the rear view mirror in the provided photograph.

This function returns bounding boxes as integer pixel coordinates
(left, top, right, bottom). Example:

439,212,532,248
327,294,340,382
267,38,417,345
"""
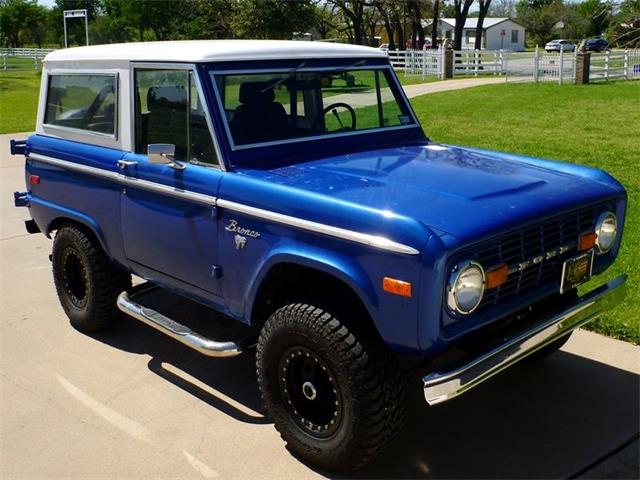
147,143,185,170
148,143,175,164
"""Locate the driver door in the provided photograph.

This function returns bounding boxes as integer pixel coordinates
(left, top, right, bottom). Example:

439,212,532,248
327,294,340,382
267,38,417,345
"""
120,65,224,297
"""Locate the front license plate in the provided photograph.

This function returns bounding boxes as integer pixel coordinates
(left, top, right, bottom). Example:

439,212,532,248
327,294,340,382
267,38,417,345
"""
560,249,594,294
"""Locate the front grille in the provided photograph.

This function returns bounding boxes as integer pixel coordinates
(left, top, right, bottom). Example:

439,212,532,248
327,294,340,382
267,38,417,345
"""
469,206,598,312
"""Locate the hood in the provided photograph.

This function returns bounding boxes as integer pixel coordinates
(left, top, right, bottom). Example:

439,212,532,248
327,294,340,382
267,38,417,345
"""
239,144,622,243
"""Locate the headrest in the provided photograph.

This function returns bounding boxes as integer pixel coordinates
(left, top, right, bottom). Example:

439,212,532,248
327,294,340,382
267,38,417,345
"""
147,86,187,110
239,82,276,105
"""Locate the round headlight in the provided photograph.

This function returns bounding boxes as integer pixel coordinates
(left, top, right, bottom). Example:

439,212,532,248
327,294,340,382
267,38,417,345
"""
447,260,485,315
595,211,617,254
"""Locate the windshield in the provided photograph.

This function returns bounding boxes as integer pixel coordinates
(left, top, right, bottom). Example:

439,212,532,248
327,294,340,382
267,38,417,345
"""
211,68,415,149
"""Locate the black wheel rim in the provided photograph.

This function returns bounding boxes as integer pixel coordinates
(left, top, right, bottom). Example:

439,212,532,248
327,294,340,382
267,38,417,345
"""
62,249,88,308
278,346,343,438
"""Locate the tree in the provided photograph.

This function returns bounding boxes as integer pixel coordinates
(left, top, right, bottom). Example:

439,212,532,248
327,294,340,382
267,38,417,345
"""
407,0,430,48
177,0,234,40
374,0,404,48
136,0,182,41
453,0,474,50
577,0,612,37
26,1,48,47
474,0,492,50
489,0,516,17
607,0,640,47
516,0,569,46
363,2,381,45
0,0,49,47
325,0,371,45
313,2,339,40
431,0,440,46
231,0,316,40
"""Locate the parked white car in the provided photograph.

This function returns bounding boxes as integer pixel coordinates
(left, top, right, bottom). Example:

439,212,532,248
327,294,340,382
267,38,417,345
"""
545,39,576,52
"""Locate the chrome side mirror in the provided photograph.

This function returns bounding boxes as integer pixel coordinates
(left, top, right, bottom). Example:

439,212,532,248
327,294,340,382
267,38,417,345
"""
147,143,185,170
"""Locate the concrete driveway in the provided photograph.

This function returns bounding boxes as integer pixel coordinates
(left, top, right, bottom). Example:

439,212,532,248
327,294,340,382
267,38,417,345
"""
1,133,638,478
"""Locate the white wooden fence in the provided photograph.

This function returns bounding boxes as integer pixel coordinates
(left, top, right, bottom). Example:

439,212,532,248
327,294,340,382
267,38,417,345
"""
510,47,576,84
404,48,444,79
590,50,640,81
388,48,640,85
388,48,506,80
1,47,55,71
453,49,506,76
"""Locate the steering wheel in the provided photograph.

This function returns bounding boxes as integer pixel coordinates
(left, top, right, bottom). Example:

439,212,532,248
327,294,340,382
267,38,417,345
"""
315,102,356,132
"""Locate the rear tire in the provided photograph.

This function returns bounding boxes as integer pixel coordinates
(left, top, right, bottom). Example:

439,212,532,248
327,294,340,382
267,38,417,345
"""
256,303,405,472
52,224,131,332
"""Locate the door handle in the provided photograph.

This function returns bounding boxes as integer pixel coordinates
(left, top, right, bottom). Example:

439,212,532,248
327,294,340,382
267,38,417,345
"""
117,159,138,169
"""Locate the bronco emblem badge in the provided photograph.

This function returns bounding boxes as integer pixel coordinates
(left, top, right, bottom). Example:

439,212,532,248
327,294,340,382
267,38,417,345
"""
225,219,261,238
234,235,247,250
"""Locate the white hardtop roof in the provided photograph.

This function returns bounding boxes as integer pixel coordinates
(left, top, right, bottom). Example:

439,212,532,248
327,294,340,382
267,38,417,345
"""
44,40,387,65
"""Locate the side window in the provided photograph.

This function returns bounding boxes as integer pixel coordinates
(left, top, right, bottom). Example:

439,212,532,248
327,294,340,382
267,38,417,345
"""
134,69,218,166
45,74,116,135
511,30,519,43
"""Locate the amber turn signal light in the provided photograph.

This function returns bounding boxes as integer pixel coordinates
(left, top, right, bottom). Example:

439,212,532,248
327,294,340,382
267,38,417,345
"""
383,277,412,298
579,231,597,251
486,263,508,289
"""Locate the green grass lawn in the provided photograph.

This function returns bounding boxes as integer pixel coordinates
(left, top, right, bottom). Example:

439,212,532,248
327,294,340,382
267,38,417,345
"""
411,81,640,344
398,74,440,86
0,71,41,134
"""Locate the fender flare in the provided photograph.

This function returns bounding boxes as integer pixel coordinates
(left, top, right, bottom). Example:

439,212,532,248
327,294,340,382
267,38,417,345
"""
244,247,379,325
34,197,112,258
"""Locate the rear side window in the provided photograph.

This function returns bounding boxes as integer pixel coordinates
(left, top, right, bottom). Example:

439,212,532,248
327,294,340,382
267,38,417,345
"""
44,74,117,136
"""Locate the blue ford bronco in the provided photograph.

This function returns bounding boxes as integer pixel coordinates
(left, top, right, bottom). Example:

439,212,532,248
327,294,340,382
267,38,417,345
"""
11,40,627,471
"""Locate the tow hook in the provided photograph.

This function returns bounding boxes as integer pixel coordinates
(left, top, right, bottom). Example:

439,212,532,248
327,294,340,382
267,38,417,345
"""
14,191,29,207
9,139,26,156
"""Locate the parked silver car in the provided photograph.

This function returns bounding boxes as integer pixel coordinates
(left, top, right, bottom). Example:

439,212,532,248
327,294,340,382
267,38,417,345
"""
545,39,576,52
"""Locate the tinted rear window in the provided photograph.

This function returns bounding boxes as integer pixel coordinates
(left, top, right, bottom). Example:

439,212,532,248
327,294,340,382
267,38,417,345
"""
44,74,116,136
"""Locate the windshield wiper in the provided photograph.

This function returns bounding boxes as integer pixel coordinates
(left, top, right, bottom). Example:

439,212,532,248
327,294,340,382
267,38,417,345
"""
261,59,369,94
261,61,308,93
326,59,367,75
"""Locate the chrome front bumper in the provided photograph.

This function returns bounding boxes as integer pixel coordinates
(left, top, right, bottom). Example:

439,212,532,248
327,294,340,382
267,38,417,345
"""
423,275,627,405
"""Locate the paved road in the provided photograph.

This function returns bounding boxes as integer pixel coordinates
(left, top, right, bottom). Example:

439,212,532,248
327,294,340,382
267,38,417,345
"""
1,132,638,478
403,76,506,97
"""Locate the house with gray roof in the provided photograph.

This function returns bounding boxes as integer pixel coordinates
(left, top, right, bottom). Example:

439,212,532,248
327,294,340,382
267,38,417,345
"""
426,18,526,51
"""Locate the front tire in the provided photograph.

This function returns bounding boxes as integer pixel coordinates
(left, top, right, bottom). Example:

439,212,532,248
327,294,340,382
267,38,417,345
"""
52,224,131,332
256,303,405,472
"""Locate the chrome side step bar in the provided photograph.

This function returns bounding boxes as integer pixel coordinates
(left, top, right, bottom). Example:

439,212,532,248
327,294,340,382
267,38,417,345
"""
117,291,243,358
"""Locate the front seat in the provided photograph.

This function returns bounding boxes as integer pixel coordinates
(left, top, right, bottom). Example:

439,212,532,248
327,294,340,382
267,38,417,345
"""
230,82,288,145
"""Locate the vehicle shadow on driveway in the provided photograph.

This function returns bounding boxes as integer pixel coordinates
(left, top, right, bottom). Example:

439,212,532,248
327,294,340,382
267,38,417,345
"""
91,300,639,478
90,304,269,425
353,352,639,479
